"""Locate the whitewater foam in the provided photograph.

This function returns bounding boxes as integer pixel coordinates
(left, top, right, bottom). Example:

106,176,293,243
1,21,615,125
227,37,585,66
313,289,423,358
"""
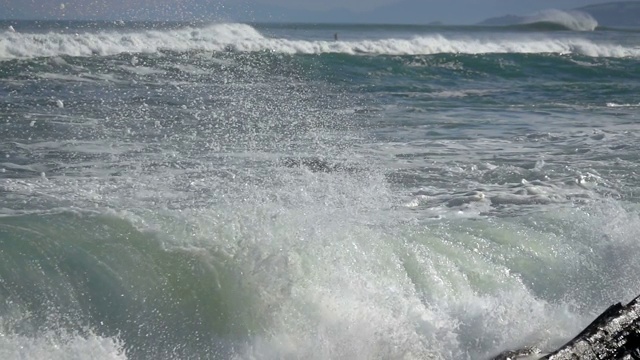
607,102,640,107
1,23,639,60
0,330,126,360
2,19,640,360
426,89,494,98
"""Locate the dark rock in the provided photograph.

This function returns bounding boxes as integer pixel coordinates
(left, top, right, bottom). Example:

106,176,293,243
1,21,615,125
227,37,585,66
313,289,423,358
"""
491,294,640,359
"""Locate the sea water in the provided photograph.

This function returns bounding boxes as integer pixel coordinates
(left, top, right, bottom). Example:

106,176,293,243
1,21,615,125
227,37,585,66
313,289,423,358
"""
1,14,640,359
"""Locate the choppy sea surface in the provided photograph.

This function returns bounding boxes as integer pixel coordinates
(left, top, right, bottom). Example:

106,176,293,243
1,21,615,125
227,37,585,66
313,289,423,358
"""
1,14,640,359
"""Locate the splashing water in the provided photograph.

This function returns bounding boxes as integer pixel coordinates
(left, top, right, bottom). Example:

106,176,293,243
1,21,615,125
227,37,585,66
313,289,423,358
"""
1,20,640,360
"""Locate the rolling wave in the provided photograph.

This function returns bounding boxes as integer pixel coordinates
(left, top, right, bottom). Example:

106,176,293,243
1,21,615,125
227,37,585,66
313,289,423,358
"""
507,21,588,32
521,10,598,32
3,18,640,359
0,212,257,358
2,23,639,60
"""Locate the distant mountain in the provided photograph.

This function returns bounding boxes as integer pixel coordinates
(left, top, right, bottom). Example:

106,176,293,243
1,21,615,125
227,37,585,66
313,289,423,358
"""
479,1,640,28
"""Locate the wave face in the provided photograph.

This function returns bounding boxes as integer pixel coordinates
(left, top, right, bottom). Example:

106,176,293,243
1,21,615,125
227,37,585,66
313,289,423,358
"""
2,20,640,360
1,22,639,59
0,213,266,358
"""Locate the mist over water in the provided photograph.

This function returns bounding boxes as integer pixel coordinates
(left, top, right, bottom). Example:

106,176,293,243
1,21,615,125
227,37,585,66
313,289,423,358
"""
1,20,640,359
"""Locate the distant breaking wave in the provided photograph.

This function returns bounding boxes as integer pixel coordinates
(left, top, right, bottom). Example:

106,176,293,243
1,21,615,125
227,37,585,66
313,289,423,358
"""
2,23,638,60
521,9,598,32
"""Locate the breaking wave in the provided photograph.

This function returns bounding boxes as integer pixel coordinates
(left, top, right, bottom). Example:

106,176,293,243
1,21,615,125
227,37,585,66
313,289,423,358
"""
521,9,599,32
1,23,639,60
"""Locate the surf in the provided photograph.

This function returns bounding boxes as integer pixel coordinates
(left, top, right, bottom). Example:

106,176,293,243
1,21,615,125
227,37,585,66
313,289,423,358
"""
3,19,640,360
2,22,639,60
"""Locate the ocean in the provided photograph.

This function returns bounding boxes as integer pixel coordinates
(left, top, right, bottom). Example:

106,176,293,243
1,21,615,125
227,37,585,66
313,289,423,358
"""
1,14,640,360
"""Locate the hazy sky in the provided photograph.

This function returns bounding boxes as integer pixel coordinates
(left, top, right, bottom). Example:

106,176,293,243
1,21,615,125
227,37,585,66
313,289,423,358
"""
0,0,627,23
257,0,612,23
258,0,604,12
257,0,395,12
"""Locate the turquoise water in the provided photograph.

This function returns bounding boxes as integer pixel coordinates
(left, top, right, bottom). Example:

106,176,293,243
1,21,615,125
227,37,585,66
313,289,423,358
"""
1,17,640,359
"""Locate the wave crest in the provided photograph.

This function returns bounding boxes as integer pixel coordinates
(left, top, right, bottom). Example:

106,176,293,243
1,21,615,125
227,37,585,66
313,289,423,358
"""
2,22,638,60
522,9,598,31
0,23,264,59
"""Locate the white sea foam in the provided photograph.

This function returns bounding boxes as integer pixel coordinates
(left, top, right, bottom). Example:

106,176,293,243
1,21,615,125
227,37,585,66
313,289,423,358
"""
1,23,639,60
607,102,640,107
119,64,166,75
427,89,494,98
0,330,126,360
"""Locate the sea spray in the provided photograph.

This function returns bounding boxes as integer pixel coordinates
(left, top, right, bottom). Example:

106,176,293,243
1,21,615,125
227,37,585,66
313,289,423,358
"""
2,20,640,359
